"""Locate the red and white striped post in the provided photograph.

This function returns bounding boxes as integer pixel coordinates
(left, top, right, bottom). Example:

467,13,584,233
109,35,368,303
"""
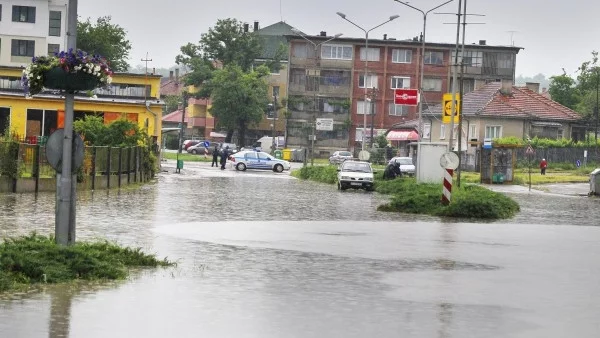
441,169,453,205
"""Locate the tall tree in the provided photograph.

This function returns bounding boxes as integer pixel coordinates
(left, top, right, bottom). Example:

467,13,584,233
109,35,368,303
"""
548,73,579,109
77,16,132,72
207,65,270,146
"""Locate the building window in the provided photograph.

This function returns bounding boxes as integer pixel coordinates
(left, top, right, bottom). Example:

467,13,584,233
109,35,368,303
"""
392,49,412,63
272,86,280,97
424,51,443,65
292,43,309,58
497,53,514,69
452,50,483,67
440,124,446,139
485,125,502,139
422,78,442,91
320,70,351,87
469,124,477,140
359,74,378,88
321,44,352,60
11,39,35,57
12,6,36,23
388,103,408,116
357,101,374,115
360,47,380,61
0,76,23,91
48,44,60,56
49,11,62,36
390,76,410,89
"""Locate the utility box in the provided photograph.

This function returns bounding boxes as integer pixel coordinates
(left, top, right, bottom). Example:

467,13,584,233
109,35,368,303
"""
590,168,600,196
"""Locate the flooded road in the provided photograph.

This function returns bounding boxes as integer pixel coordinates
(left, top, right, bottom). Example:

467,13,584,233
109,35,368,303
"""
1,161,600,337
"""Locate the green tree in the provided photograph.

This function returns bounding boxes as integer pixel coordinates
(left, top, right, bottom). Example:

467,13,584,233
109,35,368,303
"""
207,64,270,146
548,73,579,109
77,16,132,72
74,115,144,147
163,95,182,115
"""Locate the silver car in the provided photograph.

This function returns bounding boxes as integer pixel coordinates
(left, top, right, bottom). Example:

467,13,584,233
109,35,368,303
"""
329,151,353,165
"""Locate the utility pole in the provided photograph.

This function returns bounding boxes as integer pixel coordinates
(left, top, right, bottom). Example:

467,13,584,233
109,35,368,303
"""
56,0,78,246
141,52,152,102
368,87,379,148
447,0,462,152
271,94,278,153
456,0,467,187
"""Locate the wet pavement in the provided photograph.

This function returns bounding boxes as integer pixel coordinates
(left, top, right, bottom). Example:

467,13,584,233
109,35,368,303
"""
1,160,600,338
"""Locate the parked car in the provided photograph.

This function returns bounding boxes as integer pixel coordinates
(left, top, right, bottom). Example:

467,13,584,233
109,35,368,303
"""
186,142,210,155
337,160,375,191
229,150,291,172
220,143,238,154
329,150,354,165
183,139,203,150
388,157,416,176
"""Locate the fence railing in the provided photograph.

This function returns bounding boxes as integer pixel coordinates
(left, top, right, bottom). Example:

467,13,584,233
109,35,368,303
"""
0,141,152,193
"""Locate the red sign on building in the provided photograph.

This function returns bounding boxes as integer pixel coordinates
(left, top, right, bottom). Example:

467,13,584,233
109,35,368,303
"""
394,89,419,106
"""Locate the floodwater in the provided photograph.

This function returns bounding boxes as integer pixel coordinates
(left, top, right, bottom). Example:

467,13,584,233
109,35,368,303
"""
1,161,600,338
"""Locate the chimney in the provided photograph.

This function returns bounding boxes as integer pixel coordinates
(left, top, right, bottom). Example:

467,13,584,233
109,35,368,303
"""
169,71,174,81
525,82,540,93
500,79,513,95
253,21,259,32
175,68,180,83
383,34,387,40
244,23,249,33
320,31,327,37
542,87,547,93
152,67,155,75
479,40,486,45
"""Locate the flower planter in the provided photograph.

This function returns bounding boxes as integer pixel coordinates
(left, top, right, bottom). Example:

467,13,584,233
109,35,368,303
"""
42,67,101,92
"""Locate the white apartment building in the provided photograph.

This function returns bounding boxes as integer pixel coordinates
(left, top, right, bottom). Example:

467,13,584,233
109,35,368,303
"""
0,0,68,67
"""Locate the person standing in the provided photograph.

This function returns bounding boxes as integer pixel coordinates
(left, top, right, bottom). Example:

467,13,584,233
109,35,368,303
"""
220,146,229,170
211,145,219,167
540,158,548,175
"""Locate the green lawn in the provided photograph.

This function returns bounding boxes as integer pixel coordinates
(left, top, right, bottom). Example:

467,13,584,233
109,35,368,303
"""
161,152,211,162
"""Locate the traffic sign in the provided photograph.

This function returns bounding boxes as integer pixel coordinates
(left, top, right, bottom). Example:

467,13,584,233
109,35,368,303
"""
394,89,418,106
442,93,460,124
316,118,333,131
525,145,534,155
576,160,581,168
202,141,210,148
440,152,460,170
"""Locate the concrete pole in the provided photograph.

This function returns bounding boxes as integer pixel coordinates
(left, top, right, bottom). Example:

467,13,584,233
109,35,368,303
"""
456,0,467,187
363,32,369,151
56,0,78,246
448,0,462,152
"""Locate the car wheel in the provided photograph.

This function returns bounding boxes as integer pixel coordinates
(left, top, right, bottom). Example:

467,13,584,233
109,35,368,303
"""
340,183,348,191
366,186,375,192
191,149,197,154
236,163,247,171
337,181,341,190
274,164,284,173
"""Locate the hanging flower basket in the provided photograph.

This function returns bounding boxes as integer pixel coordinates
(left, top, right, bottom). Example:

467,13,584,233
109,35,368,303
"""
21,49,113,96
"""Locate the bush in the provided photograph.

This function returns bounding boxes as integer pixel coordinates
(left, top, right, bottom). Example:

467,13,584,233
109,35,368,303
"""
0,234,172,293
291,165,338,184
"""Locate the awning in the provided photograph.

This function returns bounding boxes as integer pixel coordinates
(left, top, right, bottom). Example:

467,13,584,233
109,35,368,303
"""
386,130,419,141
210,131,227,138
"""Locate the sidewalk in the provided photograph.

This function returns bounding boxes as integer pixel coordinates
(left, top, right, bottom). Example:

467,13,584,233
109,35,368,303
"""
484,182,591,197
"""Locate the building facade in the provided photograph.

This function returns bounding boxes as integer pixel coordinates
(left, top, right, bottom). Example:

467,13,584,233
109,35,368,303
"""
0,0,68,67
285,33,521,156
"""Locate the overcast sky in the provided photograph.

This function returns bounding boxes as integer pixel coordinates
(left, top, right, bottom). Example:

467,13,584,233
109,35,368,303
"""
79,0,599,79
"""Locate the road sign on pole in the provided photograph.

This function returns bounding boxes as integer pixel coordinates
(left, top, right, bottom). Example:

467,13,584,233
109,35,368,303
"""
525,145,535,155
442,93,460,124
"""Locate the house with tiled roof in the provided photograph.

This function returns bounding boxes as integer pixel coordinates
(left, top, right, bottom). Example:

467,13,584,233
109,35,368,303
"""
422,81,584,152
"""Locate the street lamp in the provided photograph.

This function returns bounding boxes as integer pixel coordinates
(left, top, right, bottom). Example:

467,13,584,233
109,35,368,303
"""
337,12,399,152
393,0,453,182
290,28,342,165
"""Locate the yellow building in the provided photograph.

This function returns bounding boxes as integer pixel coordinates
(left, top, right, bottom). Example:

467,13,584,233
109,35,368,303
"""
0,66,164,143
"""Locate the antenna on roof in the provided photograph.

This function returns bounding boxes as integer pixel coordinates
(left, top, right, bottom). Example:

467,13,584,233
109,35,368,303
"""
506,30,519,46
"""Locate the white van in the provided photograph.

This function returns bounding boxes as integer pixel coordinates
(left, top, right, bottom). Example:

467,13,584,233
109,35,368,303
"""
252,136,284,152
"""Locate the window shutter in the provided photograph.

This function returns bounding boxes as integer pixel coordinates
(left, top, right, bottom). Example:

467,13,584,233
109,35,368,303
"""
11,39,18,55
12,6,18,21
29,7,36,23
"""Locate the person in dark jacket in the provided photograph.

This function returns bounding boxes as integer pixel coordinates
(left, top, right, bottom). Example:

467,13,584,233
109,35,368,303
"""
211,145,219,167
220,146,229,170
383,162,402,180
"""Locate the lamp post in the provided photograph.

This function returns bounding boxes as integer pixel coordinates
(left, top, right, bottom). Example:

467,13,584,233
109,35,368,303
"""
271,94,278,153
291,29,342,165
392,0,453,181
337,12,399,152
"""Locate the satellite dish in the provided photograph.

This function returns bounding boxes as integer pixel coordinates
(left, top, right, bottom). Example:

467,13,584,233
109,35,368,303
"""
358,150,370,161
46,129,85,174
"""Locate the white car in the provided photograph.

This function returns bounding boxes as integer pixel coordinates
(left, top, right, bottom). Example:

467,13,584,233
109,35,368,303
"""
388,157,416,176
337,161,375,191
229,150,291,172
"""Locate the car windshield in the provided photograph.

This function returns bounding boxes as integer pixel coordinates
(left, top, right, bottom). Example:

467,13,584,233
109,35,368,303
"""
342,163,371,173
397,158,413,165
339,151,352,156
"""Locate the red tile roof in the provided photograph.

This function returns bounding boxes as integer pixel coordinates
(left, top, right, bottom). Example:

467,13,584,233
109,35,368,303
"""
162,109,188,123
427,83,581,122
160,79,184,97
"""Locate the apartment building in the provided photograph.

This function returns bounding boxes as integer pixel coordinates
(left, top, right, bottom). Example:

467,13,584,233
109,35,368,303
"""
286,33,521,154
0,0,68,67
